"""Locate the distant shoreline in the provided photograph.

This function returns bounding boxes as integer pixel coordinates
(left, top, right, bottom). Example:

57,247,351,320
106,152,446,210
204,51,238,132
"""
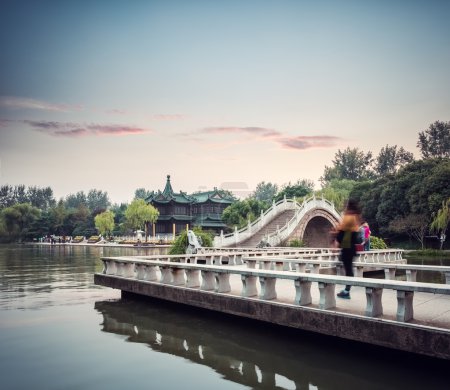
23,242,172,249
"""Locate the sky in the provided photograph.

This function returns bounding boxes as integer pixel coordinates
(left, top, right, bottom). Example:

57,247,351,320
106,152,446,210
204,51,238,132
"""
1,0,449,204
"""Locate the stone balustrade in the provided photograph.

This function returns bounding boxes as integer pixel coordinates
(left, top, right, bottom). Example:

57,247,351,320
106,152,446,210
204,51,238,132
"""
100,257,450,323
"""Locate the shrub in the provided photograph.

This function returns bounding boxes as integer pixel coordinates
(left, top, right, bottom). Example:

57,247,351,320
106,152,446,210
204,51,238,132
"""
288,238,305,247
370,235,387,249
169,227,213,255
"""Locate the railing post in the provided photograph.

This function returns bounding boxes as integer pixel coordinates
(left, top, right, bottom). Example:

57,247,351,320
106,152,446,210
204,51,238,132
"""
365,287,383,317
186,269,201,288
318,282,336,309
397,290,414,322
201,271,215,291
259,277,277,300
295,279,312,305
241,275,258,297
215,272,231,293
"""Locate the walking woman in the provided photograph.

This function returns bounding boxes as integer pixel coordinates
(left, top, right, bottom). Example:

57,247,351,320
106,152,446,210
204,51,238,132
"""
334,199,363,299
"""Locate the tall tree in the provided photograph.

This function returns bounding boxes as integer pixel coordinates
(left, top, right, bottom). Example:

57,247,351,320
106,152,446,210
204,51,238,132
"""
430,198,450,250
1,203,40,241
134,188,153,200
94,211,115,237
251,182,278,203
87,189,110,213
374,145,414,176
321,147,373,185
274,179,314,202
65,191,87,209
125,199,159,241
222,199,269,229
417,121,450,158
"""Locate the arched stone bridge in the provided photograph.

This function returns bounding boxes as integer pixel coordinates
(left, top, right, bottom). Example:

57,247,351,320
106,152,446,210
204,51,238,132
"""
214,197,341,248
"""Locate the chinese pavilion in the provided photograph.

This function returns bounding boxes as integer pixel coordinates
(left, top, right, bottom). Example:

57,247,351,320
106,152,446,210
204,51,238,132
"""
146,175,235,235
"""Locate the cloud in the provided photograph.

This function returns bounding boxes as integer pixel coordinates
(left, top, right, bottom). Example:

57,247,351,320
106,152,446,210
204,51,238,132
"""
0,96,83,112
23,120,149,137
196,126,343,150
201,126,281,138
277,135,343,150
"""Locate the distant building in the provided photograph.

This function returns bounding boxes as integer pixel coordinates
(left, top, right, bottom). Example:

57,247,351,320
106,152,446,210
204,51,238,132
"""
146,175,236,234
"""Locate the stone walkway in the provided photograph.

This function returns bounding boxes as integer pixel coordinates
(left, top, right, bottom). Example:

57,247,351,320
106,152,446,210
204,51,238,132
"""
224,273,450,329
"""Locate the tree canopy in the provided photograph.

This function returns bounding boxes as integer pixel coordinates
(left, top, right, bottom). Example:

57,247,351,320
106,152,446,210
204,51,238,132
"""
417,121,450,159
251,181,278,203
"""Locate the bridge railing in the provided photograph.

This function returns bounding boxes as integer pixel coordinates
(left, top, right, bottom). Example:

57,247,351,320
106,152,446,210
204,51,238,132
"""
214,196,341,248
98,258,450,323
266,196,341,247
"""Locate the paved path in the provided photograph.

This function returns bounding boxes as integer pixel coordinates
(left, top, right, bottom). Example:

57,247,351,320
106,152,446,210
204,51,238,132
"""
225,272,450,329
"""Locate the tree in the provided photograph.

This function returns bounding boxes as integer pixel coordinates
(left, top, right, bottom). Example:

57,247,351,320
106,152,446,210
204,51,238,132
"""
94,211,115,237
0,203,40,241
417,121,450,158
389,214,429,249
134,188,153,200
65,191,87,209
251,182,278,203
374,145,414,176
221,199,269,229
274,179,314,202
169,227,213,254
124,199,159,241
316,179,357,212
430,198,450,250
87,189,110,213
321,147,373,185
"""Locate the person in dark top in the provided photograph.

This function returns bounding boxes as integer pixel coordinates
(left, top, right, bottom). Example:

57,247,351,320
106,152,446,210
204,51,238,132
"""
334,199,363,299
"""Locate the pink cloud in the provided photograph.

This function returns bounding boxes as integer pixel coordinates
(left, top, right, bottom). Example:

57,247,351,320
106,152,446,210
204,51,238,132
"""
194,126,344,150
23,120,149,137
277,135,343,150
0,96,83,112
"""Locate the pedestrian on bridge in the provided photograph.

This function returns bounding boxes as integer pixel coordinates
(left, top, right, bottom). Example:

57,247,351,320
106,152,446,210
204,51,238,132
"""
334,199,363,299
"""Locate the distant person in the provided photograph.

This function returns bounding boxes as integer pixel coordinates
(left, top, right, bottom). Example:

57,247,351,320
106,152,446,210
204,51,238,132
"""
334,199,363,299
363,222,371,251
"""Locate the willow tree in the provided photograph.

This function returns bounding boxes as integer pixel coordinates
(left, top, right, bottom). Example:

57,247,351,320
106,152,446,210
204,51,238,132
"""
125,199,159,241
94,210,115,238
430,198,450,250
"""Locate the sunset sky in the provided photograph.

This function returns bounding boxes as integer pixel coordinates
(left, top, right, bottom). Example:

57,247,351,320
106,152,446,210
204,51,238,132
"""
1,0,449,203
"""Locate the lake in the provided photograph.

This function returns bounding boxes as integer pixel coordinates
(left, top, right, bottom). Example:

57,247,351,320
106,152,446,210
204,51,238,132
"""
0,244,447,390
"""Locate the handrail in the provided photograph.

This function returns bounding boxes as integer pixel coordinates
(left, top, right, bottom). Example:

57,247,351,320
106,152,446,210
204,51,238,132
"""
214,196,341,248
97,257,450,323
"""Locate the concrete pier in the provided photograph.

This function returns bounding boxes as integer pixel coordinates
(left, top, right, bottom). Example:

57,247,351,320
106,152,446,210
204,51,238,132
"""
95,255,450,360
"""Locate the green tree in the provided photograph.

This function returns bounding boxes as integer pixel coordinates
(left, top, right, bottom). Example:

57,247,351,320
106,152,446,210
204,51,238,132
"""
251,182,278,203
87,189,110,213
417,121,450,158
65,191,87,209
389,214,429,249
321,147,373,185
274,179,314,202
222,199,269,229
94,211,115,237
374,145,414,176
0,203,40,241
316,179,357,212
125,199,159,241
134,188,153,200
430,198,450,250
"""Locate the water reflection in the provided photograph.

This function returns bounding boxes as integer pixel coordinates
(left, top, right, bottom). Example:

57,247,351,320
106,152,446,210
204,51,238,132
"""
95,297,447,390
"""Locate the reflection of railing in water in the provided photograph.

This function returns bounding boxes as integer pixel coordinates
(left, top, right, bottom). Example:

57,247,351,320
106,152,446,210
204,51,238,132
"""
95,299,445,390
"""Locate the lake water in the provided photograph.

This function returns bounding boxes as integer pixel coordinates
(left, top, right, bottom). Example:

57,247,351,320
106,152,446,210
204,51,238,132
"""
0,244,448,390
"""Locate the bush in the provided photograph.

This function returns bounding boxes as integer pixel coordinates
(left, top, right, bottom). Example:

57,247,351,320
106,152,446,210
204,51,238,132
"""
370,236,387,249
169,227,213,255
288,238,305,247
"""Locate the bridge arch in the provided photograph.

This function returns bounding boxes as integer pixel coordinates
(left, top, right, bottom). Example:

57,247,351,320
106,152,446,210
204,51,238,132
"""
288,208,340,247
